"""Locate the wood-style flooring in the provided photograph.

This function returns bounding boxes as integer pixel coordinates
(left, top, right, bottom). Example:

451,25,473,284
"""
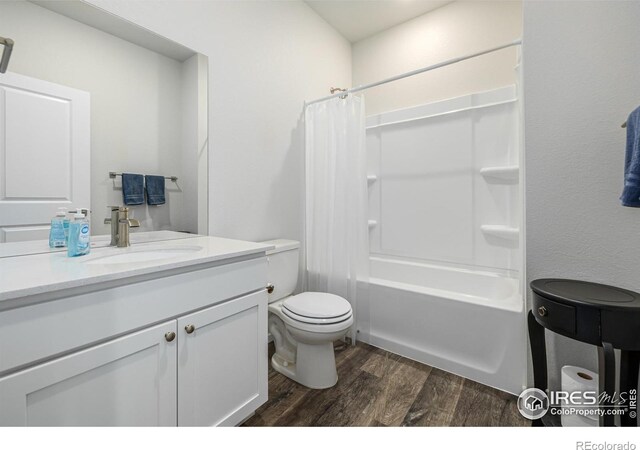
244,342,530,427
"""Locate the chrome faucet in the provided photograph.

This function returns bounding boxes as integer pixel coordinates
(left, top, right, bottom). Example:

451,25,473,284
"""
104,206,120,246
104,206,140,247
117,207,140,247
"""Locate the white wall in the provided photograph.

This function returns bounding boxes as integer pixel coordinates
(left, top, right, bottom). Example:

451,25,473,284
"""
352,1,522,115
0,0,191,235
87,0,352,243
523,0,640,389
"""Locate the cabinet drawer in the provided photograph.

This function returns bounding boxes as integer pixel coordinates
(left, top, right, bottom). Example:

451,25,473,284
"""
532,293,576,336
0,256,267,374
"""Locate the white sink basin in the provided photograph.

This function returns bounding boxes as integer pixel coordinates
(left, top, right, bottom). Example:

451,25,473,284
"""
85,245,203,265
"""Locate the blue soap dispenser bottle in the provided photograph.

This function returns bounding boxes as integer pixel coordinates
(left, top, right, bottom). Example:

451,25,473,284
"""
68,212,91,257
58,207,70,244
49,210,67,248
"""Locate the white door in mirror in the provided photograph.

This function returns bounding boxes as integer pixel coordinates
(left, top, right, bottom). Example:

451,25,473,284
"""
0,72,90,243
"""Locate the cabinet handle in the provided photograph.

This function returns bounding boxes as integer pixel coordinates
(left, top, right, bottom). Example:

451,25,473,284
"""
266,283,274,294
185,324,196,334
165,331,176,342
538,306,548,317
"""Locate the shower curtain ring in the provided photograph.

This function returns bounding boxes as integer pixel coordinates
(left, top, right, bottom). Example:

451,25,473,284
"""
330,87,348,99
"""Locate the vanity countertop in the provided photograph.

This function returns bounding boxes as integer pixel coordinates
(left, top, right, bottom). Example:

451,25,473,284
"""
0,230,195,259
0,232,274,303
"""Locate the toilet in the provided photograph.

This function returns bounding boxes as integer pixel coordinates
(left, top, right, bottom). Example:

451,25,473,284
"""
263,239,353,389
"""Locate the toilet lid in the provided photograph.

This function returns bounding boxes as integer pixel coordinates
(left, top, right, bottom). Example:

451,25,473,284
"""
283,292,352,322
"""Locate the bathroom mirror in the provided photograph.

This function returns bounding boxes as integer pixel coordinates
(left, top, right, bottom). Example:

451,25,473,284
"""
0,0,209,244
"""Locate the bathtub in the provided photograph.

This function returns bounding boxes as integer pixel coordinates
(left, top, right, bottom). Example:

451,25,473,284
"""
357,256,526,394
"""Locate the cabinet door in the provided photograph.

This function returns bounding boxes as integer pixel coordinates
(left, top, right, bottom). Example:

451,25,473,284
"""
178,290,268,426
0,321,177,426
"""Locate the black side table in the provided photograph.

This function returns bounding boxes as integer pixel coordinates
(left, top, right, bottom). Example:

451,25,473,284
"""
529,278,640,427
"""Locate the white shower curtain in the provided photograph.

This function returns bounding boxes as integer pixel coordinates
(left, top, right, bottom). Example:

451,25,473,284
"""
304,95,369,343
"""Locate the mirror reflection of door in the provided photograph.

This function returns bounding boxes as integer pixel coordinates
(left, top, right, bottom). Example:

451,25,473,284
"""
0,73,90,242
0,0,209,246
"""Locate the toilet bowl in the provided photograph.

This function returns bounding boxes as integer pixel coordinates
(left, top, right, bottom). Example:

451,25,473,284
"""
262,239,353,389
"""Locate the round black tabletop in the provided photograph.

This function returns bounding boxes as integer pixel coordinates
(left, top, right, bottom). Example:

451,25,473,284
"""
531,278,640,311
530,278,640,349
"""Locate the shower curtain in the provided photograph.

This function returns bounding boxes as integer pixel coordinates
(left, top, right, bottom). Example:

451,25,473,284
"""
304,95,369,343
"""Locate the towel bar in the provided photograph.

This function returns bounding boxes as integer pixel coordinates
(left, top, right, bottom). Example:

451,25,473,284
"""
109,172,178,182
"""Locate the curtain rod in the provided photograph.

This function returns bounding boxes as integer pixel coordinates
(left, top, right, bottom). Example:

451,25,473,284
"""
305,39,522,107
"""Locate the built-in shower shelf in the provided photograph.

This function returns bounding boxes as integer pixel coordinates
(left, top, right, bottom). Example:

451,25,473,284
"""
480,225,519,240
368,220,377,229
480,166,519,182
367,175,377,183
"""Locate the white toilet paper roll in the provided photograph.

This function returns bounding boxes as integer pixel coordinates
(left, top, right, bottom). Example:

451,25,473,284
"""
561,365,599,426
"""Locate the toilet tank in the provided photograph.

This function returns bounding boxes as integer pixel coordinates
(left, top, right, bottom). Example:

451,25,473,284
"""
261,239,300,304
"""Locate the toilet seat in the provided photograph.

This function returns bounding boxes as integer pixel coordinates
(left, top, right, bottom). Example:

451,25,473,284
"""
282,308,352,325
269,297,353,337
282,292,352,325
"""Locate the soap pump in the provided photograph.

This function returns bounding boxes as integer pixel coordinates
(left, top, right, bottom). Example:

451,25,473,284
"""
48,210,67,248
67,212,91,257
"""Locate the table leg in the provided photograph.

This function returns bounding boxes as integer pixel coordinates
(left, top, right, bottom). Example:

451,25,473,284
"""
620,350,640,427
528,310,547,426
598,342,616,427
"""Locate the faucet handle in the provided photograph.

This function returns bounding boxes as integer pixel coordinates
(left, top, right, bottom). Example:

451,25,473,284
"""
119,218,140,226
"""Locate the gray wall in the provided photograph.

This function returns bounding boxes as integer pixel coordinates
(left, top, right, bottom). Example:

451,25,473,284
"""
524,0,640,389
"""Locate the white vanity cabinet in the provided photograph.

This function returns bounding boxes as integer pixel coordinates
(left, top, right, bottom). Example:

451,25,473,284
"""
0,321,179,426
0,246,270,427
178,290,267,426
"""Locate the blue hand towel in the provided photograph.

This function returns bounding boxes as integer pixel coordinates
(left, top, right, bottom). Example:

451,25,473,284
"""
145,175,166,205
121,173,144,205
621,107,640,207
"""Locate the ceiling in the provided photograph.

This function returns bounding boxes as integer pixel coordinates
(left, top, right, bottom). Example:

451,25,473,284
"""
305,0,453,43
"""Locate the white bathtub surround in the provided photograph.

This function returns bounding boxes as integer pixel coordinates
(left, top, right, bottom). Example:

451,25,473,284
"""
304,96,370,342
367,86,520,274
359,85,524,394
